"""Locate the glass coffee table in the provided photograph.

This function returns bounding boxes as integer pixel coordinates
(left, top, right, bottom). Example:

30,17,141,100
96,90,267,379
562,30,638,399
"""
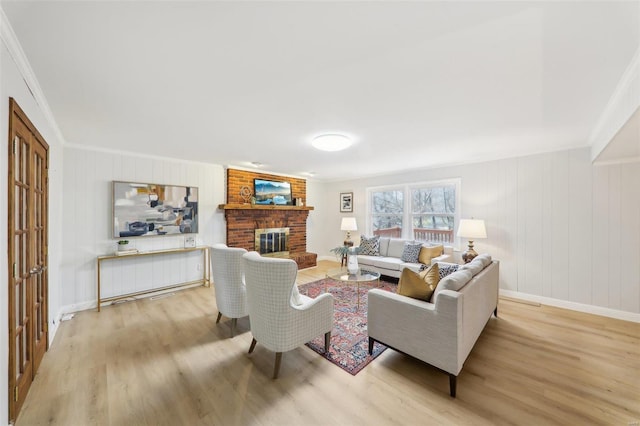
326,269,381,310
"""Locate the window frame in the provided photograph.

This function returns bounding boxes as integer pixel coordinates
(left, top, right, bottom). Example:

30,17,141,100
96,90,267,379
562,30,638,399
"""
367,186,405,238
366,178,461,244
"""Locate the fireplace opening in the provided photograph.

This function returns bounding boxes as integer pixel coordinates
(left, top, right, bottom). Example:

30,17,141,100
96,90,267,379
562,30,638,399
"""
255,227,290,257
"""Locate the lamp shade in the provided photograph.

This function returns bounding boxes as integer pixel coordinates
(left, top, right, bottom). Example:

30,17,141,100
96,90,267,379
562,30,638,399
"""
457,219,487,239
340,217,358,231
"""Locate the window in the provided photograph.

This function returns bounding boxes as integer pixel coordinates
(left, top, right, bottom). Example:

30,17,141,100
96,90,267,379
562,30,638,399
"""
411,184,456,243
367,179,459,244
370,189,403,237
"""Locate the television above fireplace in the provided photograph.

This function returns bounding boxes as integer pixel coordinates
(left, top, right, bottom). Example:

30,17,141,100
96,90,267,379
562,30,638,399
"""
254,178,292,205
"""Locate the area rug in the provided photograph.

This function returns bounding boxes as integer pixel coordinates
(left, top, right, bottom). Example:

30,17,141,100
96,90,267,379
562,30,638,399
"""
298,277,397,375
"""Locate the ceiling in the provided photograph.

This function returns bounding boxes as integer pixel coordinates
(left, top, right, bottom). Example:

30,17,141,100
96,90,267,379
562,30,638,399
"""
2,1,639,181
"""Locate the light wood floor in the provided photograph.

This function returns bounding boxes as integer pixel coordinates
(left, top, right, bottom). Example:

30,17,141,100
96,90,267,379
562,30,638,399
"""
17,260,640,425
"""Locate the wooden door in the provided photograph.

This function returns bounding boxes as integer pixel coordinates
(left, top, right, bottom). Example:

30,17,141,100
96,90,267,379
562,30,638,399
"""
8,98,49,422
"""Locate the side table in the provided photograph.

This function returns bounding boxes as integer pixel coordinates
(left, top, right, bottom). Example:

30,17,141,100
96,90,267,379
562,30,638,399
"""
341,240,354,267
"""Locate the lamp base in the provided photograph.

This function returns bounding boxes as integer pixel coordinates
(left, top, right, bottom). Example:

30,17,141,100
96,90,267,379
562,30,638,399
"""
461,241,478,264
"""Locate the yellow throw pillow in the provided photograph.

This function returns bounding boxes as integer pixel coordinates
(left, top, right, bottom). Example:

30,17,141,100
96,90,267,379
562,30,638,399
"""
418,244,444,264
397,263,440,301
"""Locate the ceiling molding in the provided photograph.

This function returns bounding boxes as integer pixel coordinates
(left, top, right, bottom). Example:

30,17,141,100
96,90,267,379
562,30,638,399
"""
64,142,223,168
0,6,66,145
225,165,308,181
593,156,640,167
590,47,640,162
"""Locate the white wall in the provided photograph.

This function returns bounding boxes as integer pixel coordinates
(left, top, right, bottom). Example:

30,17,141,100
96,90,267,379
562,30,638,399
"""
60,146,226,312
305,178,328,258
1,36,65,426
317,147,640,320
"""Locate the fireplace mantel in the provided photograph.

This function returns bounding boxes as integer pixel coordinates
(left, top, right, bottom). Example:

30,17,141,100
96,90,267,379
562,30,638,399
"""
218,203,314,211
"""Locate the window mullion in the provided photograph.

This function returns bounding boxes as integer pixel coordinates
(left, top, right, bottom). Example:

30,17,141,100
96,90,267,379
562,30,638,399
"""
404,184,411,239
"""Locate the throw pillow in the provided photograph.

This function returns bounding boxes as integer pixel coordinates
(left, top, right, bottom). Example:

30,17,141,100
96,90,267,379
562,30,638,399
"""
418,244,444,264
401,241,423,263
397,263,440,301
359,235,380,256
437,262,459,279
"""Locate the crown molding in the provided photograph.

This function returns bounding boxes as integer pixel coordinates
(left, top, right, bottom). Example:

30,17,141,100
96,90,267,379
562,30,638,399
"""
225,165,308,180
0,6,66,145
590,47,640,162
64,142,224,168
593,156,640,167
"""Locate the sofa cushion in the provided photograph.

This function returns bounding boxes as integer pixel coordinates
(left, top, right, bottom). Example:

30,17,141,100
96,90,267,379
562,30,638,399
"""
378,237,390,257
459,260,484,276
418,244,444,264
401,262,423,273
431,269,473,302
474,253,492,267
397,263,440,301
359,235,380,255
387,238,408,258
357,255,379,265
361,256,405,271
401,241,423,263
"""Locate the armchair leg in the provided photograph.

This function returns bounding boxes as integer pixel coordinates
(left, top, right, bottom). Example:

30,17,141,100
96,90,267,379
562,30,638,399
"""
230,318,237,338
494,307,498,317
368,337,374,355
216,312,222,323
324,331,331,353
273,352,282,379
449,374,457,398
248,338,257,354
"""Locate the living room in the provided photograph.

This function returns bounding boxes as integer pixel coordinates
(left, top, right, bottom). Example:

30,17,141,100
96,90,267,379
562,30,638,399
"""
1,1,639,425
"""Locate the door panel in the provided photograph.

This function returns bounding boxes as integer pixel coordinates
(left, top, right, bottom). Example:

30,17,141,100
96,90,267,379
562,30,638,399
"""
10,122,33,418
8,98,49,422
32,139,48,372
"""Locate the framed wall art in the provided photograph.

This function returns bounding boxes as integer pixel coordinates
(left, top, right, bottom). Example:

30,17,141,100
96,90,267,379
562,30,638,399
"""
340,192,353,213
113,181,199,238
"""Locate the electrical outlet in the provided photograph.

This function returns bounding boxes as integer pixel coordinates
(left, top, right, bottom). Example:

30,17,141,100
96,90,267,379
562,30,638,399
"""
184,236,196,248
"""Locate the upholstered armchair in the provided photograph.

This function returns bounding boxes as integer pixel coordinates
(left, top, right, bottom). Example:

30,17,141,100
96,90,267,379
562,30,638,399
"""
210,243,249,338
242,251,334,379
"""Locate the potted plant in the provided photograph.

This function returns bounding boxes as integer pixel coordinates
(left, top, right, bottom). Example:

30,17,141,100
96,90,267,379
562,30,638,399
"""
117,239,130,252
330,245,361,274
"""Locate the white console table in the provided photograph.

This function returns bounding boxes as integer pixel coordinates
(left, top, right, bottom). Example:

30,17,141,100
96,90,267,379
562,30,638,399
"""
96,246,211,311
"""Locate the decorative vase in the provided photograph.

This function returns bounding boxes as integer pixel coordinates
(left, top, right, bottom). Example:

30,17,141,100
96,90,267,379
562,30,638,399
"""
118,242,130,252
347,248,359,274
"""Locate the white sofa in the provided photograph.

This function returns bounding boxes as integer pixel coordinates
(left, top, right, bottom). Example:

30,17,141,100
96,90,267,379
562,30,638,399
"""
367,254,499,397
357,237,452,278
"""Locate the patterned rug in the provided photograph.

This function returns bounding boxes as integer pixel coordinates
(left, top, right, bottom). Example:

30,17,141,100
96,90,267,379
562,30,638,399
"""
298,277,397,375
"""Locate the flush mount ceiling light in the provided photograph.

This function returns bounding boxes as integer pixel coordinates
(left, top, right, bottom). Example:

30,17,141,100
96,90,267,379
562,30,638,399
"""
311,134,352,152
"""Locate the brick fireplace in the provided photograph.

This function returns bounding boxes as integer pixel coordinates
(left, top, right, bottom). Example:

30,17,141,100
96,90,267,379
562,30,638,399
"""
219,168,317,269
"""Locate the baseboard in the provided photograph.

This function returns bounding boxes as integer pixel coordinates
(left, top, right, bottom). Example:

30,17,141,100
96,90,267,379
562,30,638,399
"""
48,302,94,345
499,289,640,323
55,283,206,319
317,255,338,262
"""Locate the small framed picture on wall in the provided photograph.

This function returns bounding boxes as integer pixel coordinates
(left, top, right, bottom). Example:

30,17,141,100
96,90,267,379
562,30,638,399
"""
340,192,353,213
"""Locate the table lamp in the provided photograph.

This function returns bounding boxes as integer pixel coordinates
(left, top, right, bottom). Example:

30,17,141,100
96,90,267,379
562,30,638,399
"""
457,219,487,263
341,217,358,245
